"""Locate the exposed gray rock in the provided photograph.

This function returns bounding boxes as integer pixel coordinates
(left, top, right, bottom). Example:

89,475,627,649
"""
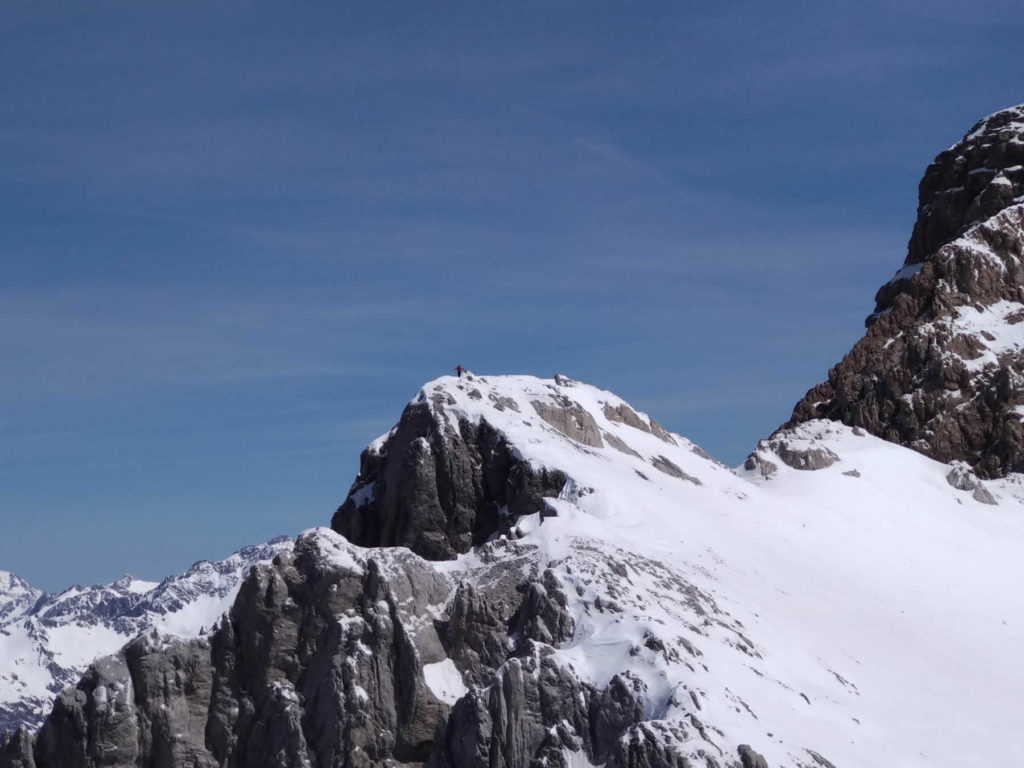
589,673,647,762
0,539,290,735
743,453,778,479
648,420,678,446
429,651,660,768
206,537,452,768
804,749,837,768
430,651,593,768
945,461,998,503
973,483,998,505
769,440,839,471
946,462,979,491
332,400,566,560
16,525,779,768
490,394,520,412
606,721,694,768
32,634,221,768
442,579,518,682
34,653,143,768
24,532,456,768
748,435,838,474
737,744,769,768
842,469,861,478
604,403,653,432
17,385,784,768
0,727,35,768
603,403,677,445
532,397,604,448
511,569,575,648
604,431,643,458
650,455,702,485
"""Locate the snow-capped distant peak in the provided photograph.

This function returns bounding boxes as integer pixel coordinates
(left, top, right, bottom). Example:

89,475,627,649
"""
0,572,42,624
0,537,291,733
111,574,159,595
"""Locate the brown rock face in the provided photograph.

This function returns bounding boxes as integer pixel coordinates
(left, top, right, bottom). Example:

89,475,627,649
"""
787,105,1024,478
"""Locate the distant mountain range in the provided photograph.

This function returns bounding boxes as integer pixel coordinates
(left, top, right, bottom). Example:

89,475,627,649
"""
0,538,290,732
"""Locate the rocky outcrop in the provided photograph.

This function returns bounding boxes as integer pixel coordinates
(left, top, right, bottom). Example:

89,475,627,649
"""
9,377,782,767
603,403,677,446
0,727,35,768
24,532,456,768
787,104,1024,478
650,455,702,484
203,535,452,767
743,426,841,479
738,745,770,768
905,105,1024,266
34,637,216,768
0,540,290,734
12,525,777,768
429,651,600,768
532,397,604,448
332,397,566,561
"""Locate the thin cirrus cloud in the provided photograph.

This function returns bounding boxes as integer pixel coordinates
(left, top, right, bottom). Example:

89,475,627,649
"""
4,1,1024,591
0,288,424,397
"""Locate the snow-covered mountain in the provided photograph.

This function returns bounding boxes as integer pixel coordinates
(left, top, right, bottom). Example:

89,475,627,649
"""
4,105,1024,768
330,373,1024,767
0,538,291,733
0,573,42,625
4,372,1020,767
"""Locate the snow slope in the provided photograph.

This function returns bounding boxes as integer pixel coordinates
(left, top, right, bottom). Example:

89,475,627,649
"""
0,538,291,732
4,372,1022,766
386,373,1024,767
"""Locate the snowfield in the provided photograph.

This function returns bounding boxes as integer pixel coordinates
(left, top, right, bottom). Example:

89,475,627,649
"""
3,372,1023,766
401,373,1024,767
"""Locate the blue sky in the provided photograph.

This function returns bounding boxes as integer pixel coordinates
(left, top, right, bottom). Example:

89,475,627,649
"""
3,1,1023,591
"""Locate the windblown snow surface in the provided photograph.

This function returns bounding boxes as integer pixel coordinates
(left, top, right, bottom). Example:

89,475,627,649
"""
0,539,291,731
359,373,1024,767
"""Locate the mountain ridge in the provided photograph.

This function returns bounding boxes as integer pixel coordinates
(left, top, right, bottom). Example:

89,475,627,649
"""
8,372,1024,766
0,537,291,733
4,105,1024,767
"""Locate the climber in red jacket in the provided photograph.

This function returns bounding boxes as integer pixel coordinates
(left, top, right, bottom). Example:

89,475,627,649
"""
455,365,464,378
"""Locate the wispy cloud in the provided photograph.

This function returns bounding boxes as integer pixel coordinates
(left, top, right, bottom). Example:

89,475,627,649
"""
0,287,428,398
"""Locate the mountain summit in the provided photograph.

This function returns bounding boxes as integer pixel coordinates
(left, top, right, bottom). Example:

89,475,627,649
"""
6,371,1021,767
788,104,1024,477
5,107,1024,768
331,373,706,561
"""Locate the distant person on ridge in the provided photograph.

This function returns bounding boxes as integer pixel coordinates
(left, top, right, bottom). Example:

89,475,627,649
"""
456,365,464,378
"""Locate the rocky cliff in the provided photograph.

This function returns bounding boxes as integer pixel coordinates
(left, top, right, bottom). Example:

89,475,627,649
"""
787,105,1024,477
0,540,290,733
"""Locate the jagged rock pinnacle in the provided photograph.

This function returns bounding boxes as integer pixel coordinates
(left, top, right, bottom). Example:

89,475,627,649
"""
906,104,1024,268
787,104,1024,477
